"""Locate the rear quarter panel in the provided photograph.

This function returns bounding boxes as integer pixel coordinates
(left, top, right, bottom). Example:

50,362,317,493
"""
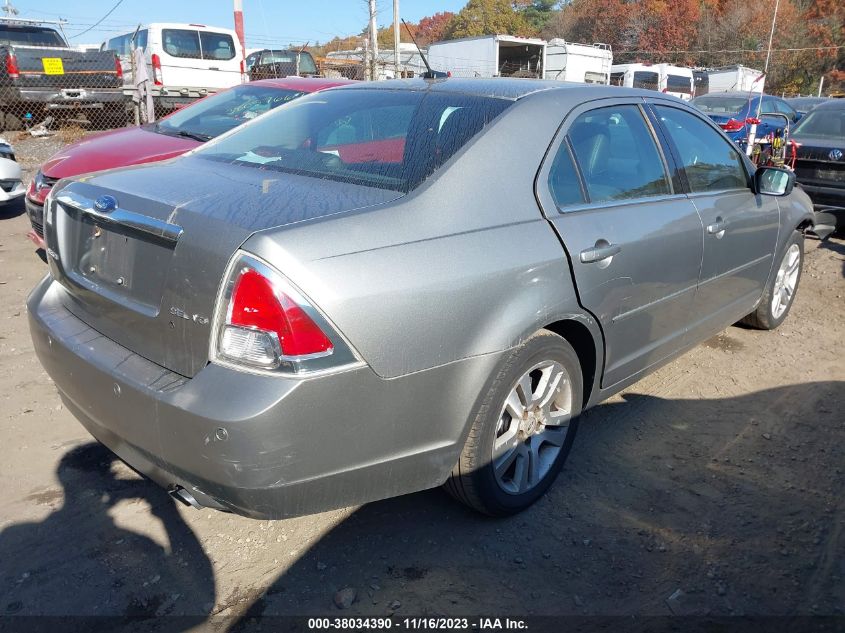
243,89,604,380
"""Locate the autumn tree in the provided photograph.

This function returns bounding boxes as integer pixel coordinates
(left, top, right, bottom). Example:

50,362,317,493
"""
444,0,536,39
415,11,455,45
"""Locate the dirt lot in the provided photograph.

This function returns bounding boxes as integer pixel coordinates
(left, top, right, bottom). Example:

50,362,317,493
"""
0,136,843,627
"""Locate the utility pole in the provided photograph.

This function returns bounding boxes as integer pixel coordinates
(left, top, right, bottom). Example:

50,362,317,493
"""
393,0,400,79
757,0,779,118
368,0,378,80
233,0,246,82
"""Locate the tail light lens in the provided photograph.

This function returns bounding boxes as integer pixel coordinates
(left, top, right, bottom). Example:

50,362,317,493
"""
212,252,358,375
6,52,19,79
27,170,52,205
719,118,745,132
114,54,123,79
151,53,163,86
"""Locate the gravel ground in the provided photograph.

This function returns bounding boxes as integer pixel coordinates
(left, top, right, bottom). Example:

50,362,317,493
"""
0,138,843,627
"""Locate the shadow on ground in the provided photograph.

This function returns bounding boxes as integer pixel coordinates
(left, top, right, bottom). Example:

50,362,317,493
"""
226,381,844,624
0,444,214,626
1,383,842,627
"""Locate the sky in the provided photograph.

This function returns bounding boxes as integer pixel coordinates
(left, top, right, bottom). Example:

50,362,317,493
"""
15,0,466,48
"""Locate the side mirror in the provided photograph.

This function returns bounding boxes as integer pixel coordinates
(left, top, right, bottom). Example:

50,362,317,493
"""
754,166,795,196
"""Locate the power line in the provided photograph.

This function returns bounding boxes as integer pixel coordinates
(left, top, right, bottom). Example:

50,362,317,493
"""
616,45,844,54
67,0,127,39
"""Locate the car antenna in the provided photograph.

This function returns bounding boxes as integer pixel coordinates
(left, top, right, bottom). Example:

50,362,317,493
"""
401,19,443,80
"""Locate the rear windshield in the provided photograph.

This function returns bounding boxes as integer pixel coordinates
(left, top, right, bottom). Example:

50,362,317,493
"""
196,89,513,193
258,50,318,75
156,84,306,139
163,29,235,60
633,71,659,91
0,26,65,47
666,75,692,94
692,95,749,114
792,108,845,140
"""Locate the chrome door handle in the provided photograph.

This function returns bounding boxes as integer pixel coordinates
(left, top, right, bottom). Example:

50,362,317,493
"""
580,242,621,264
707,219,728,235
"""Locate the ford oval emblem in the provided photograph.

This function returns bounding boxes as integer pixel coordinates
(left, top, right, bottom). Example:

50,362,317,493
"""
830,149,843,161
94,195,117,212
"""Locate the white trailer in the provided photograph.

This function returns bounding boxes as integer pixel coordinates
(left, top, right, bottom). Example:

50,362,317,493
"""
658,64,693,100
610,63,694,100
706,65,765,94
544,39,612,84
427,35,546,78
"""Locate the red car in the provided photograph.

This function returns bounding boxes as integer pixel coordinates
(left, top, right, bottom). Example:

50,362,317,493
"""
26,77,354,251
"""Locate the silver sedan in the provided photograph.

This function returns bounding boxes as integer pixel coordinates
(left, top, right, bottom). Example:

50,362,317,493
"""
29,79,815,518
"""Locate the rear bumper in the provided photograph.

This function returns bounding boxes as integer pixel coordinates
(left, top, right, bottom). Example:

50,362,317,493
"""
28,277,497,519
4,87,127,108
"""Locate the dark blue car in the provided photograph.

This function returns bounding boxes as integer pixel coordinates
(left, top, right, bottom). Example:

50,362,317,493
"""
691,92,802,147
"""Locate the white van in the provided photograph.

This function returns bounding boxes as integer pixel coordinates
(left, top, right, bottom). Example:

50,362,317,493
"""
103,23,244,111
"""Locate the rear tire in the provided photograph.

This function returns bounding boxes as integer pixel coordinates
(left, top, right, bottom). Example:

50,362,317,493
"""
445,330,583,516
740,230,803,330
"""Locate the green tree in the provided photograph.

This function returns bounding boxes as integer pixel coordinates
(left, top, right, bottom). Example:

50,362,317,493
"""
515,0,559,33
444,0,536,39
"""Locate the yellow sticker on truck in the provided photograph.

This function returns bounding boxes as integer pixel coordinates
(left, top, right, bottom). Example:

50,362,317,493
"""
41,58,64,75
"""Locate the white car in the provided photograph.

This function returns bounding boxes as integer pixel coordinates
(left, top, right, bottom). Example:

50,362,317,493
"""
0,139,24,206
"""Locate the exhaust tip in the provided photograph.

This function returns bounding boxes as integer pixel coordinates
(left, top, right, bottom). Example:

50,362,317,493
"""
168,485,203,509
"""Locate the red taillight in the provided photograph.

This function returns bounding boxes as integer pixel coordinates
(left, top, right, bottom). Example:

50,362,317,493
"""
6,52,19,79
114,54,123,79
27,171,51,205
214,255,343,372
719,118,745,132
229,269,333,357
151,53,163,86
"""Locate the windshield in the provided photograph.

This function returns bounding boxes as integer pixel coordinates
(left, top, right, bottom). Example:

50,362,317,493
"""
0,26,65,47
194,88,513,193
792,108,845,140
156,85,306,140
692,95,750,115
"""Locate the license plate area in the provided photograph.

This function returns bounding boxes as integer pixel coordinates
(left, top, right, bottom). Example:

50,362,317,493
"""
816,168,845,182
57,205,174,316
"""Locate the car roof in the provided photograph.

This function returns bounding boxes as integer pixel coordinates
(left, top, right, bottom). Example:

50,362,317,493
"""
805,98,845,111
693,91,765,99
249,77,357,92
331,77,669,101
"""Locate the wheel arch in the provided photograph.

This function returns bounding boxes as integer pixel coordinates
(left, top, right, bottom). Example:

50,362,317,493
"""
543,317,603,410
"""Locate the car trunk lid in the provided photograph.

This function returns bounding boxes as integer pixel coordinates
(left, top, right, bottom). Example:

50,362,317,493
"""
45,156,402,377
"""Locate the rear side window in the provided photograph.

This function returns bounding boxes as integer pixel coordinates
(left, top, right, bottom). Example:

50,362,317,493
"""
633,71,659,91
567,105,670,203
548,142,585,208
654,105,748,192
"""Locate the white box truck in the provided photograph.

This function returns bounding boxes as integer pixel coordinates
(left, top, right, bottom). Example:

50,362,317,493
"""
427,35,546,78
544,39,612,84
705,65,765,94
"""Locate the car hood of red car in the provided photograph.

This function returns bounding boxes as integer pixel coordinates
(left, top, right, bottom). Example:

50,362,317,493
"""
40,125,200,179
